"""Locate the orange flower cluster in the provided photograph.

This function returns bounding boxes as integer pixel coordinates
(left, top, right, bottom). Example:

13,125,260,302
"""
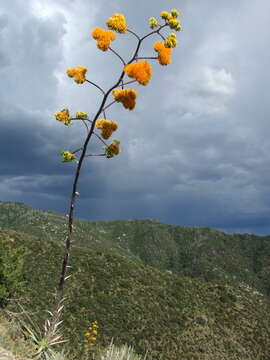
66,66,87,84
104,140,121,158
95,119,118,139
124,61,152,85
106,13,127,33
112,88,138,110
153,42,173,65
92,27,116,51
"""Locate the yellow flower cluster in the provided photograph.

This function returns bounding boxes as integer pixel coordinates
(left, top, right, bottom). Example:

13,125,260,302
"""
160,9,182,31
95,118,118,139
84,321,98,348
106,13,127,33
55,109,72,125
165,33,178,48
149,17,158,29
67,66,87,84
112,88,138,110
160,11,172,20
76,111,89,119
153,42,173,65
60,151,75,162
124,61,152,85
104,140,121,158
92,27,116,51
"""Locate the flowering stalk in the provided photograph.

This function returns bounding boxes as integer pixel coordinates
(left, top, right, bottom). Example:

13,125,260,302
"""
47,9,182,353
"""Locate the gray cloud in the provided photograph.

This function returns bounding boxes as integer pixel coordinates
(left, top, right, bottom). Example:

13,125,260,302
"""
1,0,270,234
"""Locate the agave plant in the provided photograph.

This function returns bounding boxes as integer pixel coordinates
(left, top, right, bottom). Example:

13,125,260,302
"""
96,339,148,360
5,300,67,360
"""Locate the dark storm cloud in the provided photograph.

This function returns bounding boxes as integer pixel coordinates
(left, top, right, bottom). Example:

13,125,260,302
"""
1,0,270,234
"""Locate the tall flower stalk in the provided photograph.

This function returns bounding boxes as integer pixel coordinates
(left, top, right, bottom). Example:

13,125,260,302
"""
42,9,182,355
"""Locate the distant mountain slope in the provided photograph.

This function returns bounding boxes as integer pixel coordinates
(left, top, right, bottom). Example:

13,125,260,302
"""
0,201,270,298
1,226,270,360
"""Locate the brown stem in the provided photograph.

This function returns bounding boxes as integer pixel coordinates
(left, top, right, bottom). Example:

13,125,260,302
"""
94,132,108,146
157,31,166,41
126,28,140,41
51,21,169,339
82,119,89,132
135,57,158,60
102,100,117,112
72,148,82,154
85,153,106,157
121,79,137,86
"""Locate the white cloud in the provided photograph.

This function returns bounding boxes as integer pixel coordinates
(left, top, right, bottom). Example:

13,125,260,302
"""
202,67,235,95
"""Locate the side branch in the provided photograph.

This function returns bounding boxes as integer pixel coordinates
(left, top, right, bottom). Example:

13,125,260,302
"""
85,153,106,157
102,100,117,112
126,28,140,41
109,47,126,65
85,79,105,95
135,57,158,60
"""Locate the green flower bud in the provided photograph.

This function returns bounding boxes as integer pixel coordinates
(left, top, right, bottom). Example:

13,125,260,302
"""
165,33,178,48
76,111,89,119
149,17,158,29
60,150,76,162
171,9,180,18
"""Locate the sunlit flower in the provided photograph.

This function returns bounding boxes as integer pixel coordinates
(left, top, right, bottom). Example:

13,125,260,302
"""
153,42,173,65
160,11,173,21
104,140,121,158
55,109,72,125
106,13,127,33
60,151,75,162
67,66,87,84
92,27,116,51
112,88,138,110
124,61,152,85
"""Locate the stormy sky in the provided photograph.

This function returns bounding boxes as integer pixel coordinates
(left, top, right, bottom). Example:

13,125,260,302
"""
1,0,270,235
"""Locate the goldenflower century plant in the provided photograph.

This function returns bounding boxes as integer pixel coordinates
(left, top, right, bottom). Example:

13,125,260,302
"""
38,8,182,358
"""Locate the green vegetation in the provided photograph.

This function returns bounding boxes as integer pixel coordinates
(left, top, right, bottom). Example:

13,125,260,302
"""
0,202,270,359
0,201,270,297
0,230,26,307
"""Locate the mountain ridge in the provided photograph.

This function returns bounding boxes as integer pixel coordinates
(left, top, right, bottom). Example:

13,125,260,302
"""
1,224,270,359
0,201,270,299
